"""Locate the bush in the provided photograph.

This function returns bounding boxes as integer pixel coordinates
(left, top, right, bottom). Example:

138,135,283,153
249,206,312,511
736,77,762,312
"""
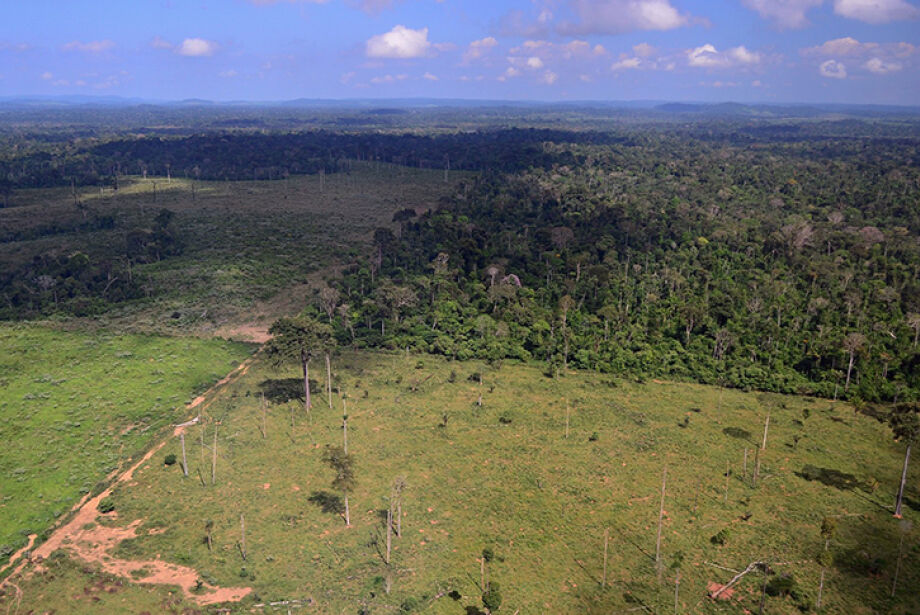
710,528,730,545
164,453,177,466
482,582,502,612
400,597,419,612
98,497,116,514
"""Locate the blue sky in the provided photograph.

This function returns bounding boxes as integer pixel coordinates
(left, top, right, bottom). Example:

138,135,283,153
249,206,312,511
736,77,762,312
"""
1,0,918,104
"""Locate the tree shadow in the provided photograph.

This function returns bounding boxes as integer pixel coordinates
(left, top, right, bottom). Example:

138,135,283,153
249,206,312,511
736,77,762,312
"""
795,465,864,491
308,490,344,514
722,426,753,442
259,378,303,404
464,607,485,615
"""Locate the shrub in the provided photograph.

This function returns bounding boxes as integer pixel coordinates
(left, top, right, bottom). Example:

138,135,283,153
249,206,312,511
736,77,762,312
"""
588,432,599,442
98,497,116,514
164,453,177,466
710,528,731,545
482,582,502,612
400,597,419,612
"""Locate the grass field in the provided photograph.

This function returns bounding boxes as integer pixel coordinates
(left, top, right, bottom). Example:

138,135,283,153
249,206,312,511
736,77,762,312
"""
0,324,253,564
4,350,916,614
0,163,462,338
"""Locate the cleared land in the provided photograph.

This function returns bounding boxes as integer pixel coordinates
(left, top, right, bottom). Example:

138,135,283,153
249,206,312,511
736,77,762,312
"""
0,163,459,338
0,324,252,565
3,350,916,614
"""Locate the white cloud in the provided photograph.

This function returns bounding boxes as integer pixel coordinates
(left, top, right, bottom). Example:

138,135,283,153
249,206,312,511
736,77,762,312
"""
151,36,173,50
559,0,690,35
804,37,915,74
497,66,522,81
40,71,53,80
686,44,762,68
633,42,657,57
526,56,544,69
178,38,218,57
865,57,903,73
819,59,847,78
539,70,558,85
463,36,498,63
729,46,762,64
833,0,920,23
742,0,823,28
803,37,878,56
370,73,408,84
611,56,642,70
0,42,30,52
366,25,431,59
63,40,115,53
423,71,439,80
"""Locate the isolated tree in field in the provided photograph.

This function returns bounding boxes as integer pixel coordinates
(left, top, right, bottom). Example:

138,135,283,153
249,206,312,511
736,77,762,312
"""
889,403,920,518
266,315,333,415
842,332,866,392
481,580,502,614
322,445,356,526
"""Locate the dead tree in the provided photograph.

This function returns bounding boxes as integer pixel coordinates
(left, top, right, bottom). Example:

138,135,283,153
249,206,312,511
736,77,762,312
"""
655,466,667,581
180,433,189,477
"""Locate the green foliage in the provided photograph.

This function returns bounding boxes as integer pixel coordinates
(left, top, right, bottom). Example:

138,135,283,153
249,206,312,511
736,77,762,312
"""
163,454,177,466
482,582,502,612
888,403,920,444
266,316,335,367
98,498,116,514
710,528,731,545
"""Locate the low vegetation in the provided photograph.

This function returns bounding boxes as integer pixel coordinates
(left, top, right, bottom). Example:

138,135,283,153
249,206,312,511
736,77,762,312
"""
0,324,251,563
4,350,915,613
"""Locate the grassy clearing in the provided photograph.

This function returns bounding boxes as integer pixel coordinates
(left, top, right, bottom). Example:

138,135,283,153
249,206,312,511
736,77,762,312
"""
0,323,252,563
6,350,917,614
0,164,462,337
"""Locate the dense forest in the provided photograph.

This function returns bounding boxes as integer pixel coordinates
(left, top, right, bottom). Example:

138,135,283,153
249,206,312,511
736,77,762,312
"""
3,114,920,403
325,128,920,404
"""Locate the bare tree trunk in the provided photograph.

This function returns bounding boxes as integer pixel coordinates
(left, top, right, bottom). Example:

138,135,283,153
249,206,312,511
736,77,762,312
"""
239,513,247,561
386,504,393,564
326,353,332,409
211,425,218,485
302,355,312,414
752,447,761,488
565,401,570,440
895,443,911,518
260,392,266,439
723,461,730,504
761,414,770,450
817,568,825,608
343,412,348,454
845,350,855,391
602,528,609,588
180,433,188,477
656,466,667,582
344,492,350,526
743,448,748,480
674,568,681,614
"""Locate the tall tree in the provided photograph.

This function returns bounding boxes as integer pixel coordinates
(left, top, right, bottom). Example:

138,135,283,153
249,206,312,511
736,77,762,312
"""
266,315,334,415
889,403,920,518
842,332,867,392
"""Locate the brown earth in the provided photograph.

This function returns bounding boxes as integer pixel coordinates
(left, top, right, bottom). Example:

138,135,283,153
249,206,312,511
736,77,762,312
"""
1,356,258,606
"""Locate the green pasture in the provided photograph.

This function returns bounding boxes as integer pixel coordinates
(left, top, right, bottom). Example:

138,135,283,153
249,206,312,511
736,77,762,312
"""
0,324,252,564
7,350,915,614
